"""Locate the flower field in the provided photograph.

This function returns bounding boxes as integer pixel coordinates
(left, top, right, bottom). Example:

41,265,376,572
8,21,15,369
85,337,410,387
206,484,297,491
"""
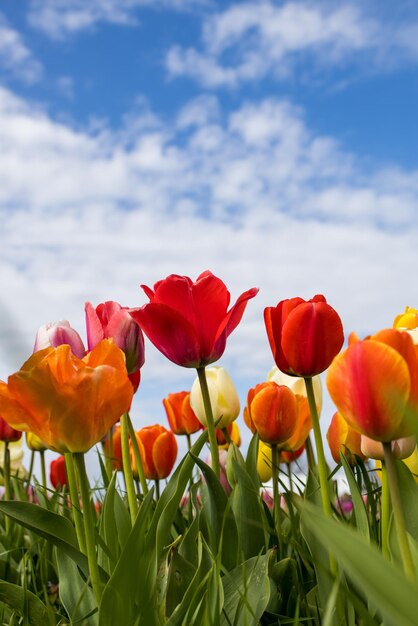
0,271,417,625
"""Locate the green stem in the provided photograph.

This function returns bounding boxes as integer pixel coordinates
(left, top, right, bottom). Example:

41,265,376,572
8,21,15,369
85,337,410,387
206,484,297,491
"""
101,432,112,482
65,453,87,554
155,479,160,501
305,434,316,472
197,366,220,479
380,461,390,559
3,443,11,533
26,450,35,487
186,434,192,452
120,412,138,524
271,444,282,556
383,442,416,581
126,413,148,496
39,450,47,493
73,453,103,604
304,378,331,518
286,462,293,493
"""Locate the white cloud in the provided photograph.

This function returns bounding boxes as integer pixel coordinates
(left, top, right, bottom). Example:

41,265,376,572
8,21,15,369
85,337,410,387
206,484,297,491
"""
28,0,207,39
166,1,418,87
0,14,42,83
1,85,417,463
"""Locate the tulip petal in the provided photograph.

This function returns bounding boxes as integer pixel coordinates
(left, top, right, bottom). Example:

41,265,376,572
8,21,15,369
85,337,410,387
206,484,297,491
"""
152,431,178,479
85,302,105,351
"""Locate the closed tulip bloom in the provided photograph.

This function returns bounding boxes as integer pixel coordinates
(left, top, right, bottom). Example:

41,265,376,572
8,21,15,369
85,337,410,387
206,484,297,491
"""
264,295,344,377
245,382,297,445
0,340,133,453
327,411,365,465
257,441,273,482
130,271,258,368
86,301,145,391
34,320,85,358
0,417,21,442
190,366,240,429
163,391,202,435
135,425,178,480
327,329,418,442
26,432,47,452
50,456,68,489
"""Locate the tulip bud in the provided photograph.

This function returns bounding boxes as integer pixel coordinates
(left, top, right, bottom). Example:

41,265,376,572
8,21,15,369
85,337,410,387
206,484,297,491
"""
26,432,47,452
190,366,240,429
135,425,178,480
257,441,273,482
34,320,85,358
0,417,21,442
162,391,202,436
327,411,365,465
50,456,68,489
245,382,297,445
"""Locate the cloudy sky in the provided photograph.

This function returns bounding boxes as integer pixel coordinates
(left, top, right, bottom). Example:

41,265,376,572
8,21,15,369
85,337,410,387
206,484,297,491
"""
1,0,417,472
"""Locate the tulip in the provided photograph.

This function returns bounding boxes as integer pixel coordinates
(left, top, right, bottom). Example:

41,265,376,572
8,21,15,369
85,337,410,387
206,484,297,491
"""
162,391,202,436
26,432,47,452
267,367,323,413
327,328,418,442
190,366,240,430
394,306,418,344
327,411,365,465
264,295,344,377
33,320,85,358
134,425,178,481
245,382,297,445
257,441,273,482
215,421,241,448
85,300,145,391
130,270,258,368
0,417,21,442
279,445,305,464
50,455,68,489
0,340,133,453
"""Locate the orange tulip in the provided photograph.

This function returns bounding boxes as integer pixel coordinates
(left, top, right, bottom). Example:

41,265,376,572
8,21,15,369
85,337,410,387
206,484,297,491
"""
326,411,365,465
282,394,312,451
215,421,241,448
163,391,202,435
244,382,297,445
327,329,418,442
279,445,305,464
135,425,178,480
0,340,133,453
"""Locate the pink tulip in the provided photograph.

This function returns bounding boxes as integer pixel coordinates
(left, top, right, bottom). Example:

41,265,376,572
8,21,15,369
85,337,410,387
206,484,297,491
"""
33,320,85,358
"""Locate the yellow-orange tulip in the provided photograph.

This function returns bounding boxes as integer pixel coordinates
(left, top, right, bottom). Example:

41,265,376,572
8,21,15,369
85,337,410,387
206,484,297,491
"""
394,306,418,345
134,425,178,480
162,391,202,435
326,411,365,465
0,340,133,453
244,382,297,445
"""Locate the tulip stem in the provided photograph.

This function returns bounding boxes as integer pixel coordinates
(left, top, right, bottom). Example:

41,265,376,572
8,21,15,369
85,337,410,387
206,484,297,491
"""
380,461,390,559
39,450,47,493
26,451,35,488
271,444,282,556
304,378,331,518
126,413,148,496
120,412,138,524
73,452,103,604
382,442,416,581
3,443,11,533
197,367,220,479
65,453,87,554
305,435,316,472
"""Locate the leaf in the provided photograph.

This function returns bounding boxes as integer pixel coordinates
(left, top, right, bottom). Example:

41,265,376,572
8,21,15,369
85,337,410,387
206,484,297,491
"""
340,453,370,540
395,460,418,542
55,547,98,625
0,581,49,626
299,500,418,626
220,552,271,626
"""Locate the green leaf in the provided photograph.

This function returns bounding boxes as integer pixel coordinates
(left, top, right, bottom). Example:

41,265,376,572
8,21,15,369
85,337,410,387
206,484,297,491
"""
0,581,49,626
299,500,418,626
245,433,261,486
220,552,271,626
396,460,418,542
340,454,370,540
0,501,90,576
55,547,98,625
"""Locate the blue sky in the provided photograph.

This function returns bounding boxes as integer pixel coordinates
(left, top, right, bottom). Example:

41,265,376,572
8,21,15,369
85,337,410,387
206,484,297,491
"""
1,0,418,471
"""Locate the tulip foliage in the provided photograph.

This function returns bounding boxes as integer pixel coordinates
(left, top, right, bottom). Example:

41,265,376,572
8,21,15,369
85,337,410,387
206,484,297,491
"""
0,275,417,625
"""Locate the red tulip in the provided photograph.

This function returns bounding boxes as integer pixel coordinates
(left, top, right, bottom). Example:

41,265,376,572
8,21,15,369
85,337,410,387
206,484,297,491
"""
264,295,344,377
130,271,258,367
0,417,21,442
50,455,68,489
162,391,202,436
85,300,145,391
327,329,418,442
